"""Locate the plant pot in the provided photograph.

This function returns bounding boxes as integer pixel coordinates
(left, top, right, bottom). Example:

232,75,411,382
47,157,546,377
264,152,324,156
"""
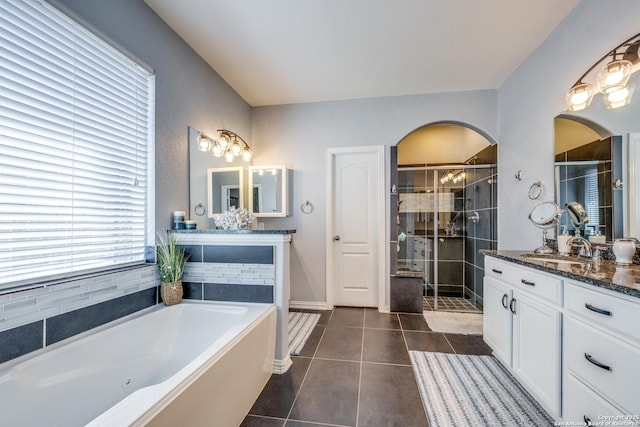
161,281,183,306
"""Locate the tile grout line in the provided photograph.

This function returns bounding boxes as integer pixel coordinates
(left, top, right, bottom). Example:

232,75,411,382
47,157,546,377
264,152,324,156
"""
354,308,366,427
283,308,333,424
441,332,458,354
399,311,431,425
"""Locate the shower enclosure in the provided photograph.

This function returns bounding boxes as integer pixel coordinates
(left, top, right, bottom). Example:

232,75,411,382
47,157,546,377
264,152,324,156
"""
395,164,497,312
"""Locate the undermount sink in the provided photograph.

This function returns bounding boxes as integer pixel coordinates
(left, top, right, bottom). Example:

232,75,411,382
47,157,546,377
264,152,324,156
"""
520,253,587,265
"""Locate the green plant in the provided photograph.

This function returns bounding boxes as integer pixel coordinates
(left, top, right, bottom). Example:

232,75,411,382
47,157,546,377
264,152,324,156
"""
156,231,188,283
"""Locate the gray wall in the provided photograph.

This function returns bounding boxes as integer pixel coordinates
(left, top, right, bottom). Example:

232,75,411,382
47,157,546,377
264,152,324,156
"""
497,0,640,250
251,91,498,303
58,0,252,232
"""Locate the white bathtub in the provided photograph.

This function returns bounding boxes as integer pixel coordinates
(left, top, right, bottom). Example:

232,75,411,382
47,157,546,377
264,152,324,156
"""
0,301,276,427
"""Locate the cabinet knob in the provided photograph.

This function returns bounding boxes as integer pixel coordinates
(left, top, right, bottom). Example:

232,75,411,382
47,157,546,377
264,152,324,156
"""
333,235,341,241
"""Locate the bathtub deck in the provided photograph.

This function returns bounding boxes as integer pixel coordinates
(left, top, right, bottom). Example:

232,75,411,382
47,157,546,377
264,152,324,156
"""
242,306,492,427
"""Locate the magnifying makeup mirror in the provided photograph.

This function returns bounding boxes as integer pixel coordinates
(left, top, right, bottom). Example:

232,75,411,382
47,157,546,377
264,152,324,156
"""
529,201,562,254
565,201,589,235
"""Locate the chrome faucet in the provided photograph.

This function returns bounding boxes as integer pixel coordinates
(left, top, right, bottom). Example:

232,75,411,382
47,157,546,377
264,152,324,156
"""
567,236,593,259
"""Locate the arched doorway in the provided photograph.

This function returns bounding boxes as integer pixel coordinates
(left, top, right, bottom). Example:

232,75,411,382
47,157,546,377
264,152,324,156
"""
392,122,497,312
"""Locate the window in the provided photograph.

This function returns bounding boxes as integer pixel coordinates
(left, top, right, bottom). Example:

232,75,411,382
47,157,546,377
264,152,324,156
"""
0,0,155,288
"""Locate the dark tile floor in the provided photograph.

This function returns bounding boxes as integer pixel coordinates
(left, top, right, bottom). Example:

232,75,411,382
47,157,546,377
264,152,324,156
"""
241,307,492,427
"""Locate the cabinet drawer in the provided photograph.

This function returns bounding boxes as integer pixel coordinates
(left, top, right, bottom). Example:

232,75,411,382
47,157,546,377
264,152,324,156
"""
485,257,512,280
565,317,640,413
566,281,640,342
563,374,625,424
485,257,562,305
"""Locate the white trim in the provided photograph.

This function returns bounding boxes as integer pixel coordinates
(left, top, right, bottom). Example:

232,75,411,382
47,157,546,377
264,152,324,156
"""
272,357,293,375
248,165,289,217
289,301,332,311
326,145,386,311
207,167,245,217
629,133,640,239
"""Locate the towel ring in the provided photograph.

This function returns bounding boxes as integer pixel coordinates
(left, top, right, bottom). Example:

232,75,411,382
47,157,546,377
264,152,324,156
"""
528,181,544,200
301,201,314,214
194,203,206,216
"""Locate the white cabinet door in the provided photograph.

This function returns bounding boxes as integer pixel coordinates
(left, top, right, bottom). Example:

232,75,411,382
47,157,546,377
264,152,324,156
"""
512,291,562,416
483,276,512,365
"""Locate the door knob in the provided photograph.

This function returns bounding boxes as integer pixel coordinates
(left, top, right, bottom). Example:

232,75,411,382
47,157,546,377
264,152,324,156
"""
333,235,341,241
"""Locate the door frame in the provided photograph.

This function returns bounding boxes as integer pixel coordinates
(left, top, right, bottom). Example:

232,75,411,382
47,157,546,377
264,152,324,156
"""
326,145,386,310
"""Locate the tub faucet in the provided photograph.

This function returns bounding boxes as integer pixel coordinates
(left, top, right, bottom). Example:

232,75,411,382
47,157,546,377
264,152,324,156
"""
567,236,593,259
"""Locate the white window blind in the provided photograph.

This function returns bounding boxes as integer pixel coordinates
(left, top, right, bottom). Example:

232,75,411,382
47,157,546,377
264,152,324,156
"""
584,167,600,232
0,0,155,288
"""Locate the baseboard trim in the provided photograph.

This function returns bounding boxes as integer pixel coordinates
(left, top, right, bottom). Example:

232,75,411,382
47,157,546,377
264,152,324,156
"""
378,305,390,313
272,356,293,375
289,300,332,311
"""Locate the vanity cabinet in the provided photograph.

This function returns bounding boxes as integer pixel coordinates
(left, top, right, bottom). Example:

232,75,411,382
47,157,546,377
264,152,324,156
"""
483,257,562,417
563,281,640,422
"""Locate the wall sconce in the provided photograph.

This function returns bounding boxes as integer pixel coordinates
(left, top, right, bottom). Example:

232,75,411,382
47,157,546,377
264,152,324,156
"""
197,129,252,162
566,33,639,111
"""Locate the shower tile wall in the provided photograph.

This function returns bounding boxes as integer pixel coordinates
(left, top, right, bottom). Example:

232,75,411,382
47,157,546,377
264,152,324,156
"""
463,146,498,309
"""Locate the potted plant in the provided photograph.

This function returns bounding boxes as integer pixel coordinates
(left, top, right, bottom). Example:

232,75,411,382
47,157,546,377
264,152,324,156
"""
156,231,188,306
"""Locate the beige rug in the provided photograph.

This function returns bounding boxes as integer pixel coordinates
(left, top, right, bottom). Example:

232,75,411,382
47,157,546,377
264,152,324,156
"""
423,311,483,335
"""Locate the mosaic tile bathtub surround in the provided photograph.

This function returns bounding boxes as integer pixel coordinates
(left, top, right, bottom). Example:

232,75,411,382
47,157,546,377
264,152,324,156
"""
0,265,159,364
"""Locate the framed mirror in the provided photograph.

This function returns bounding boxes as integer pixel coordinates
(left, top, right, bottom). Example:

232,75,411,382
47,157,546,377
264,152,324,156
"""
207,167,246,217
248,165,289,217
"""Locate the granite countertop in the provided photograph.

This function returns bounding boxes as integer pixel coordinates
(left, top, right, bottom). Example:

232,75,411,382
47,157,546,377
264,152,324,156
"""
174,229,296,234
481,250,640,299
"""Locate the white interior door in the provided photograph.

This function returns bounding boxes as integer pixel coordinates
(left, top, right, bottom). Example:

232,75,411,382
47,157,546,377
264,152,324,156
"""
329,147,383,307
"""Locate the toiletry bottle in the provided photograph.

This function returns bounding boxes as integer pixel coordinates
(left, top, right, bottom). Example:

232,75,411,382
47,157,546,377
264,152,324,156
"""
588,226,606,244
557,225,571,255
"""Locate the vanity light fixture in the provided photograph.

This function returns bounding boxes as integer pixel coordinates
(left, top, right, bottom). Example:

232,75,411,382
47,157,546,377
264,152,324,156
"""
440,170,466,184
197,129,252,163
566,33,640,111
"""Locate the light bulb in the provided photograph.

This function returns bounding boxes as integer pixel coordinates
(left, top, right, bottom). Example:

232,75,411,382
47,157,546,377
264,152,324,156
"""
603,84,633,109
218,133,230,149
566,83,592,111
230,140,242,156
596,60,632,94
241,148,252,162
225,151,234,162
197,135,210,151
211,144,224,157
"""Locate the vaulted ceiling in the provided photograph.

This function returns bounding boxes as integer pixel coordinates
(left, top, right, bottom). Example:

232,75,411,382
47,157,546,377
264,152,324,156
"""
145,0,582,106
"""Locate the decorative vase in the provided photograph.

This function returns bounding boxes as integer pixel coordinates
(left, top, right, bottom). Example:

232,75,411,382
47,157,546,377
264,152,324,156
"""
161,281,183,306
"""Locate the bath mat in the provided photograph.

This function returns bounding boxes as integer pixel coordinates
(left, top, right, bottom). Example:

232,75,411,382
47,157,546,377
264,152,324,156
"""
409,351,554,427
288,312,321,355
423,311,483,335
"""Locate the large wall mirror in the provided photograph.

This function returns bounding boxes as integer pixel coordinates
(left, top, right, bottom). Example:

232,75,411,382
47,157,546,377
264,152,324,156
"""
248,166,289,217
554,34,640,241
554,117,623,241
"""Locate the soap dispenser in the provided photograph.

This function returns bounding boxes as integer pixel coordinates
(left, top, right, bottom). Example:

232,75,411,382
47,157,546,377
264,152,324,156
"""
558,225,571,255
589,226,606,244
